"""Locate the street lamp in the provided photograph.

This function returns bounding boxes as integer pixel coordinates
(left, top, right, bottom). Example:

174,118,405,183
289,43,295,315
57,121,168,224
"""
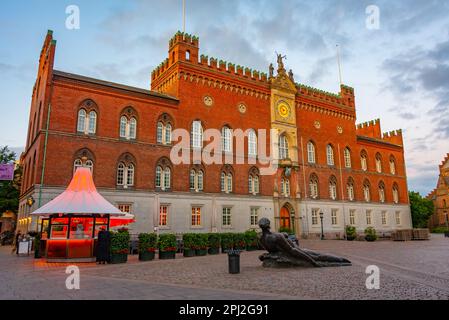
319,211,324,240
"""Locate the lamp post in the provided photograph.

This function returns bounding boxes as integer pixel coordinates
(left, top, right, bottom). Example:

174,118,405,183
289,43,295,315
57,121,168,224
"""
319,211,324,240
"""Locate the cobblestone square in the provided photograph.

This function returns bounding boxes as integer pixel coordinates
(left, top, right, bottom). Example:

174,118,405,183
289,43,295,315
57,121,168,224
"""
1,235,449,300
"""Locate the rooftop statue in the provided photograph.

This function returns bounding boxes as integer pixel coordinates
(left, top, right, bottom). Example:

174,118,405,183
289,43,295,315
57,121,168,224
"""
258,218,351,268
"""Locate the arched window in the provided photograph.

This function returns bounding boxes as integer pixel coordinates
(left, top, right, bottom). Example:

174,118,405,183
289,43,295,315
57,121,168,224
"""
375,153,382,173
191,121,203,149
221,166,234,193
221,126,232,153
116,154,136,188
393,184,399,204
281,178,290,197
363,180,371,202
443,199,447,208
329,176,338,200
155,158,172,191
279,134,289,160
248,168,260,195
88,111,97,134
347,178,355,201
73,159,83,174
120,116,128,138
307,141,316,164
327,144,335,166
186,50,191,61
157,122,164,144
129,117,137,139
390,156,396,175
165,123,172,145
379,182,386,203
248,129,257,157
309,174,319,199
77,109,86,133
117,163,125,186
361,150,368,171
190,168,204,192
344,147,351,168
127,164,135,186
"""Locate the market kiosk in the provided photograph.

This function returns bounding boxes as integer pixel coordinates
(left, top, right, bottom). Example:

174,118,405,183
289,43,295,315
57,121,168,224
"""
31,166,131,262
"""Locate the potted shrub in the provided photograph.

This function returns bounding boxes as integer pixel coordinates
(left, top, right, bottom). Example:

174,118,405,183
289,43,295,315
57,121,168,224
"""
207,233,220,255
138,233,157,261
110,230,130,264
182,233,196,257
233,233,246,251
244,230,258,251
220,233,233,253
158,234,177,259
195,234,208,256
345,225,357,241
364,227,378,242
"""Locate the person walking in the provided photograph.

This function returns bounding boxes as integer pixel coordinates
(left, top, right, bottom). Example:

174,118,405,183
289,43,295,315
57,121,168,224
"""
96,227,110,264
11,230,22,255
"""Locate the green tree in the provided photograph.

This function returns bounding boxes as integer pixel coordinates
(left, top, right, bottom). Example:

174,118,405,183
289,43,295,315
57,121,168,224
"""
0,146,21,215
409,191,434,228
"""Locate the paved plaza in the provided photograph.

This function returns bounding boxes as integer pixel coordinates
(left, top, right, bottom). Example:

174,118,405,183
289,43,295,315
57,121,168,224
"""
2,235,449,300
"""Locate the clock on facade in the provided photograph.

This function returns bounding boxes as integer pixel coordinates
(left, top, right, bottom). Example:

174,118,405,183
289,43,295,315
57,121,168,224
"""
238,103,247,114
203,96,213,107
277,102,291,119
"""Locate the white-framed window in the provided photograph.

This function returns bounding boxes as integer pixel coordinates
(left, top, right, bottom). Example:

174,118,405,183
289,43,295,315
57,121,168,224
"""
191,207,201,226
250,207,259,227
73,159,94,174
344,147,351,168
221,126,232,153
381,211,387,225
249,173,260,195
190,169,204,192
117,162,134,188
309,175,319,199
331,209,338,225
366,210,372,225
119,116,137,140
347,180,355,201
279,135,289,160
349,210,356,225
157,122,164,144
393,186,399,204
376,154,382,173
156,166,171,191
363,182,371,202
281,178,290,197
159,205,169,227
329,178,337,200
221,170,233,193
390,157,396,175
395,211,401,225
307,141,316,164
327,145,335,166
191,121,203,149
379,184,386,203
77,109,97,135
165,124,172,145
118,204,132,213
248,129,257,157
361,152,368,171
222,207,232,227
311,209,319,225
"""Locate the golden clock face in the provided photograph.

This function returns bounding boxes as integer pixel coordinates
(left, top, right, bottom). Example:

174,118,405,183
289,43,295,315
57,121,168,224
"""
277,102,291,119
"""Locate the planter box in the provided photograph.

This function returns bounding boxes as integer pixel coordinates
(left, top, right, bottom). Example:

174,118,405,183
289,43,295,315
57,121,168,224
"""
183,249,196,257
159,251,176,260
139,251,155,261
246,246,258,251
208,247,220,255
445,232,449,238
110,253,128,264
346,236,356,241
195,249,208,256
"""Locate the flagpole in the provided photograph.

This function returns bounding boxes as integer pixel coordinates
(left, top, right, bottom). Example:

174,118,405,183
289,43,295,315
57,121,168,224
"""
336,44,343,86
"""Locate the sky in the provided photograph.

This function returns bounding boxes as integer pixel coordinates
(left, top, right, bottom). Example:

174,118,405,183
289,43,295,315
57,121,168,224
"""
0,0,448,195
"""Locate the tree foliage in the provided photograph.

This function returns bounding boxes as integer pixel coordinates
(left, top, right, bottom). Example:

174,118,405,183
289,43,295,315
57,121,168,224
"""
409,191,434,228
0,146,21,214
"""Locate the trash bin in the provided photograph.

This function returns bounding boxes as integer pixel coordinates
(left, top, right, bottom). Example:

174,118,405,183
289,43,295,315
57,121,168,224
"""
228,249,240,274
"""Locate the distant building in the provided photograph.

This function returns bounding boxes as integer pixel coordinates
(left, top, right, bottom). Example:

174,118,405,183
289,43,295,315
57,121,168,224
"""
18,30,412,238
427,154,449,228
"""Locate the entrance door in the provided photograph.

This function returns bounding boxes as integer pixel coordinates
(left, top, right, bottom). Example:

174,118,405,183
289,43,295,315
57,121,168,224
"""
280,207,291,230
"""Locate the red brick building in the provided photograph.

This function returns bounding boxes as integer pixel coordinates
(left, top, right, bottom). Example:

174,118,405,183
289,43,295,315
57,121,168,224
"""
18,30,412,237
427,154,449,228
